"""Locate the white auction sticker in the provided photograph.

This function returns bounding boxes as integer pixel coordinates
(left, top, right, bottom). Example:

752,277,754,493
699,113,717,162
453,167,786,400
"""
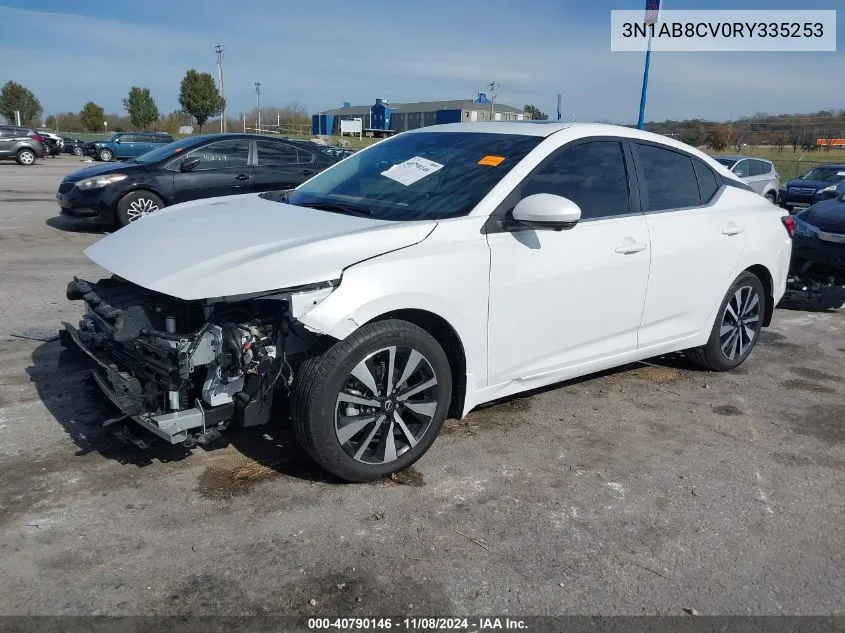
381,156,444,186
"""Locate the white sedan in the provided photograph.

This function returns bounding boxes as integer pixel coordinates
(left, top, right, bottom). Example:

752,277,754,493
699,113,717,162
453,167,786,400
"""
62,122,794,482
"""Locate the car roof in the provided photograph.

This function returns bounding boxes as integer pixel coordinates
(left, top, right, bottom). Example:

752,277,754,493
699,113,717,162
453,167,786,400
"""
809,163,845,169
405,121,736,173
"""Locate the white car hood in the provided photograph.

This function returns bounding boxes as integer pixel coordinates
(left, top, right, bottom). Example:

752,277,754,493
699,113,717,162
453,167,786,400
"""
84,194,437,300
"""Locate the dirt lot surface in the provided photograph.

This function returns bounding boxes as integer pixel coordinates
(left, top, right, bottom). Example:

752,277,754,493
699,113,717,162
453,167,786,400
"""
0,157,843,616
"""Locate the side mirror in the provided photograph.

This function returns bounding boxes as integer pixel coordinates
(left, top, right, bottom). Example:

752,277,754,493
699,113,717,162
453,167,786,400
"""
180,157,200,172
511,193,582,231
113,138,121,143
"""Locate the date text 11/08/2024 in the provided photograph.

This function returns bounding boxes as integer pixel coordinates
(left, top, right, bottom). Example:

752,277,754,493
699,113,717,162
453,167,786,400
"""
307,617,528,630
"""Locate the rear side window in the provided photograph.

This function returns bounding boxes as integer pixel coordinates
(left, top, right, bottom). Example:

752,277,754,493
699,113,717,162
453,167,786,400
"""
693,159,720,203
256,141,298,167
518,141,631,220
749,160,765,177
635,143,701,211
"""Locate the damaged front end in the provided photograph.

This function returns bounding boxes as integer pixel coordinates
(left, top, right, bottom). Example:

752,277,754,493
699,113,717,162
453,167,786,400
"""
61,276,332,445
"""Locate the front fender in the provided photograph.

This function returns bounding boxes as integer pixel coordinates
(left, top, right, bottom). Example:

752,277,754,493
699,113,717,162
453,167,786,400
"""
296,224,490,413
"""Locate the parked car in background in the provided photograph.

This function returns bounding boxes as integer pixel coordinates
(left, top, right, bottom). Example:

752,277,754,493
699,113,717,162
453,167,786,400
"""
61,122,792,482
0,125,47,165
87,132,175,162
61,136,86,156
57,133,339,227
777,163,845,212
781,192,845,310
39,135,62,157
712,155,779,203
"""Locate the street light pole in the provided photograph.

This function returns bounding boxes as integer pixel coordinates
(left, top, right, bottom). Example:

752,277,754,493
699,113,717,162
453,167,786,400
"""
638,0,661,130
255,82,261,133
215,44,226,133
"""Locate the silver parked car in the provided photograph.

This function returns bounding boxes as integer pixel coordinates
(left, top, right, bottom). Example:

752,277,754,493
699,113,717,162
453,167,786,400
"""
712,155,779,203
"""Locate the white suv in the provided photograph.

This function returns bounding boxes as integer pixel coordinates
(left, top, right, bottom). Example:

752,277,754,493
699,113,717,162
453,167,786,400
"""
63,122,794,482
713,155,780,203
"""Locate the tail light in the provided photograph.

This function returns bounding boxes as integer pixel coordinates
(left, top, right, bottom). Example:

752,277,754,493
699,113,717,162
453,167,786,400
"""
781,215,795,238
31,134,44,142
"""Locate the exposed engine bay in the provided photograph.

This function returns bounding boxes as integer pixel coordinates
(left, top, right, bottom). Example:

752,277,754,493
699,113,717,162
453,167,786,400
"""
61,276,331,445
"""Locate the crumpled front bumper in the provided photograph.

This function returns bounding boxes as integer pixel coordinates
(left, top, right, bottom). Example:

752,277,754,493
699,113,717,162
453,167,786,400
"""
61,320,223,444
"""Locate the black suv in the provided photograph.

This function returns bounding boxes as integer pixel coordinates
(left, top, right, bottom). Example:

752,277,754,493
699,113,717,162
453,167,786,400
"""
57,133,339,227
0,125,47,165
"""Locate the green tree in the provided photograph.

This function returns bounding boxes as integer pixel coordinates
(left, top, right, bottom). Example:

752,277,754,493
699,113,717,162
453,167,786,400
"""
122,86,159,130
0,81,43,125
523,104,549,121
178,69,224,132
79,101,106,132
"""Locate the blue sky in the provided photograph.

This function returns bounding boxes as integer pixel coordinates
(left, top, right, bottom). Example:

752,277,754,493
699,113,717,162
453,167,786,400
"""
0,0,842,124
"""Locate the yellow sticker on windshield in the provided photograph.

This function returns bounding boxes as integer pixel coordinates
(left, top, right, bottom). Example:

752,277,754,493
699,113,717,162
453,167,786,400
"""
478,155,505,166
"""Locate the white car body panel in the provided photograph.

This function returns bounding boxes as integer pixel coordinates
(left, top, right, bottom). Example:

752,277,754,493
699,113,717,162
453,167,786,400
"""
83,121,791,419
83,193,437,300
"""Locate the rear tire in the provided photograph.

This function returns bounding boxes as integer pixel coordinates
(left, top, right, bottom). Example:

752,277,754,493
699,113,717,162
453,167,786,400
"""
16,149,36,165
73,146,83,156
764,191,777,204
115,190,164,227
99,148,113,161
290,319,452,482
686,271,766,371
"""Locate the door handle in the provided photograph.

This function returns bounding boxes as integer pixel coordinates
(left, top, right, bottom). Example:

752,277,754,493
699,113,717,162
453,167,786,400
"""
721,224,745,236
614,242,648,255
301,169,314,176
235,173,250,181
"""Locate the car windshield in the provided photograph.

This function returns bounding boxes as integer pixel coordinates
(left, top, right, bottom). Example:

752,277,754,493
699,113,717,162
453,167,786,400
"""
130,137,201,164
713,157,738,168
284,132,542,221
800,167,845,182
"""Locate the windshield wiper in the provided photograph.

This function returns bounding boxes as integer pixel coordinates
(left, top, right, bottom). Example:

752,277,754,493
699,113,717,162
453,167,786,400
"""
296,201,373,217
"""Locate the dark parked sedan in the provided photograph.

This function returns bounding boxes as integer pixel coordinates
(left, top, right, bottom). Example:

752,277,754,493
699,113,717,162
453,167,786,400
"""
57,133,339,228
61,137,86,156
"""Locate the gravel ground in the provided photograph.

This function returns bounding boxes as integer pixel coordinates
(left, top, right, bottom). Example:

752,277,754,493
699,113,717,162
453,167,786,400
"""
0,157,843,616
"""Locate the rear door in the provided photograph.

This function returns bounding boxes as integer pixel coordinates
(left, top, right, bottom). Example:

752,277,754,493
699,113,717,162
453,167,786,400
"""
169,138,253,204
132,134,154,157
253,140,331,192
634,142,747,347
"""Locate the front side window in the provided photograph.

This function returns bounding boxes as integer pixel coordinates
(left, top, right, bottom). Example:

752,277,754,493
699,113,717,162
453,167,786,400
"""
635,143,701,211
731,159,750,178
515,141,631,220
182,139,249,170
284,132,542,221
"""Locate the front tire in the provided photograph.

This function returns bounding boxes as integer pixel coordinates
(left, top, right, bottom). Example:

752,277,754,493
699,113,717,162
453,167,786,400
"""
115,190,164,227
16,149,36,165
291,319,452,482
99,148,113,161
686,271,766,371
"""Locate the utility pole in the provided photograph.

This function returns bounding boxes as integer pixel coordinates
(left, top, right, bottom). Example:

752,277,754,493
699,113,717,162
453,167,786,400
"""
487,81,500,118
215,44,226,133
255,82,261,133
